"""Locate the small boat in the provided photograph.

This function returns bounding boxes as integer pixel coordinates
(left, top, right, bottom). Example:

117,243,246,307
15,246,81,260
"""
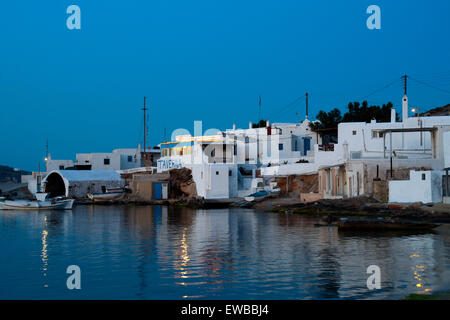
87,187,126,202
0,197,75,210
244,190,270,202
337,217,440,231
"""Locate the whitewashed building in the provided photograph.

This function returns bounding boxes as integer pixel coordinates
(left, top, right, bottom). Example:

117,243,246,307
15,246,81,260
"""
314,95,450,202
156,118,320,199
46,147,160,172
41,170,124,199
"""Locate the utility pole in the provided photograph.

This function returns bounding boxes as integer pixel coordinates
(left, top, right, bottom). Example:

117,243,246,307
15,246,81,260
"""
403,74,407,96
258,96,262,124
305,92,309,120
45,139,48,172
142,97,148,152
296,112,299,125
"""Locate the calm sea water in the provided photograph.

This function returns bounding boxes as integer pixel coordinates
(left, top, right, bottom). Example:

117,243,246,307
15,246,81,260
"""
0,205,449,300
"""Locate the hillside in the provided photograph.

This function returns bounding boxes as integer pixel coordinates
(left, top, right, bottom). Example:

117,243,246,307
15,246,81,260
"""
0,165,31,183
420,104,450,117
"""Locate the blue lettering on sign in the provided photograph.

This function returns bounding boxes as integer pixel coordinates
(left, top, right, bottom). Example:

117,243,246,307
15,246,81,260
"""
157,159,182,171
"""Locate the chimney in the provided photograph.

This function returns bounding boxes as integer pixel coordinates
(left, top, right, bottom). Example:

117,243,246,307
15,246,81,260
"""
249,121,252,129
391,108,396,123
233,123,236,130
402,95,408,123
266,120,270,127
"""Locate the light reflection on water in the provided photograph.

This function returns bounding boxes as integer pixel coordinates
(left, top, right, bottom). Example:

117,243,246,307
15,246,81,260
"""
0,205,449,300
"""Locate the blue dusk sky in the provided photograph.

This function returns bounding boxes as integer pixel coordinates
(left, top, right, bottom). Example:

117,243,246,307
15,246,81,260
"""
1,0,449,171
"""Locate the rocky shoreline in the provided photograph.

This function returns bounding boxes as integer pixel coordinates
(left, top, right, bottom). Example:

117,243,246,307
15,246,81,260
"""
248,196,450,222
74,194,450,223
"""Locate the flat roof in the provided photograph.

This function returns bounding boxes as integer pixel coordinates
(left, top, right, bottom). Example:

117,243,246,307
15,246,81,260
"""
379,127,437,134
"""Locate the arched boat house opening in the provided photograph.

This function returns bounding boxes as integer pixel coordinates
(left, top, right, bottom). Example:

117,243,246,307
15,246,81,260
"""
44,172,67,198
42,170,124,199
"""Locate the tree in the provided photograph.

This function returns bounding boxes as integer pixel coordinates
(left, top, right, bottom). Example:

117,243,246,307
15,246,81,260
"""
342,101,398,122
252,120,268,128
309,101,399,141
309,108,342,131
311,101,398,130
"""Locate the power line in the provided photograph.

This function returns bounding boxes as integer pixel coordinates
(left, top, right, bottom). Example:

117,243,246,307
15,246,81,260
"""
408,76,450,95
266,95,305,120
356,77,402,102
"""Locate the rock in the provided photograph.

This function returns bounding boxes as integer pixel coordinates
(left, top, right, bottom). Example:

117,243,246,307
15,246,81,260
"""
180,180,197,196
169,168,197,198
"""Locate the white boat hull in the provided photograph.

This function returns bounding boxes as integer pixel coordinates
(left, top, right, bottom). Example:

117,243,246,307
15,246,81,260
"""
87,192,124,202
0,199,74,210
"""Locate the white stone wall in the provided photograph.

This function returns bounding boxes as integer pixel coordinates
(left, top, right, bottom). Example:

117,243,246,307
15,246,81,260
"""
338,116,450,159
389,170,443,203
444,131,450,169
47,159,75,171
76,148,141,170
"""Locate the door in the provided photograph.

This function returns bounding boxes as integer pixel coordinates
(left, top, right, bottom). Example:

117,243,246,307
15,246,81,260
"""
349,177,352,196
303,137,311,156
153,182,162,200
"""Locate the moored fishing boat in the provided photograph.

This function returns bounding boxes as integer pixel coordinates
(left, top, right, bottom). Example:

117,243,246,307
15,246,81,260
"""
87,187,126,202
0,197,75,210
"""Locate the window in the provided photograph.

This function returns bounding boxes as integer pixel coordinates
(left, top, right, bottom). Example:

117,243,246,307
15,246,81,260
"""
59,165,64,170
211,149,215,157
422,173,426,181
279,143,284,150
352,130,357,135
216,171,219,175
372,131,384,139
128,155,133,162
229,170,232,176
104,158,110,165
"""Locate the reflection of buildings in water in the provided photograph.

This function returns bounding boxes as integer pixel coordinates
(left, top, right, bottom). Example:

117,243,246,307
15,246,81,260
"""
312,227,341,298
432,229,450,290
167,206,195,227
38,211,68,289
335,233,443,298
125,205,156,239
314,247,341,298
173,227,191,283
41,216,48,288
124,205,159,298
404,235,449,294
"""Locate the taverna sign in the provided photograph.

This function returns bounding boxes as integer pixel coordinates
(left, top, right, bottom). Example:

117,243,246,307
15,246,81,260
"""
157,159,182,172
